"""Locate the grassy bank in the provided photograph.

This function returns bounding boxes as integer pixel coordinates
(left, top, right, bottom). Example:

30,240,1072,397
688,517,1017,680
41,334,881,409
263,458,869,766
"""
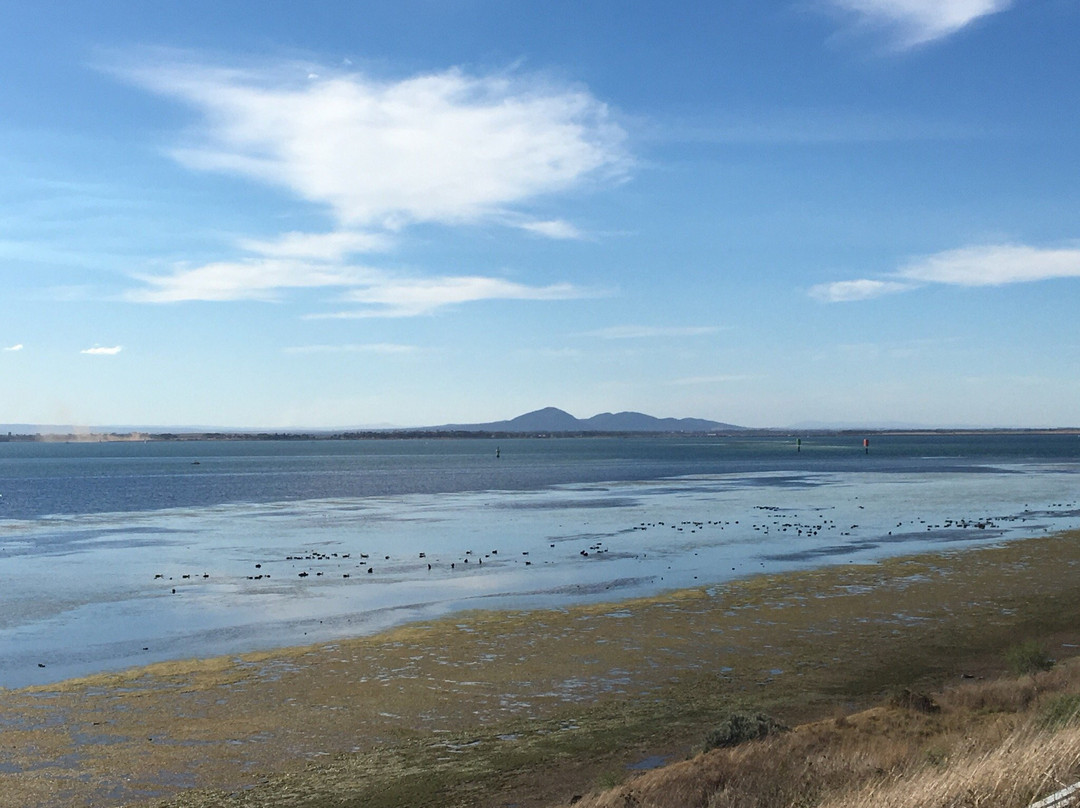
573,658,1080,808
2,531,1080,807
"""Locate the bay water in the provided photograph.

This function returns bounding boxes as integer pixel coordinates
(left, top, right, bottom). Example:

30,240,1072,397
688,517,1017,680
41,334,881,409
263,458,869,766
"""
2,433,1078,688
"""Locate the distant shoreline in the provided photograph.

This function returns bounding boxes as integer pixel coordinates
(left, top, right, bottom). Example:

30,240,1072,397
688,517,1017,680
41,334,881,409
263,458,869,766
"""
2,426,1080,443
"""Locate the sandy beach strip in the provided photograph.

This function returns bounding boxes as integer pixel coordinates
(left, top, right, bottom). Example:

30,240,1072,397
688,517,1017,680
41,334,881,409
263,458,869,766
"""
2,529,1080,808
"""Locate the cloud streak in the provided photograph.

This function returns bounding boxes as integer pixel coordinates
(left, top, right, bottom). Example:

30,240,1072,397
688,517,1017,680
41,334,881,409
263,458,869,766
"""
129,258,373,303
3,344,23,352
129,251,592,315
898,244,1080,286
515,219,584,240
238,231,392,260
81,346,123,355
325,275,586,318
809,278,913,303
825,0,1012,48
810,244,1080,302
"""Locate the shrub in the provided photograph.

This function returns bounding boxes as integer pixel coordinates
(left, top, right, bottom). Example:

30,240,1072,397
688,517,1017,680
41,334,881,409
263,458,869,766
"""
1037,692,1080,730
888,688,940,714
703,712,788,750
1006,640,1055,677
595,770,623,791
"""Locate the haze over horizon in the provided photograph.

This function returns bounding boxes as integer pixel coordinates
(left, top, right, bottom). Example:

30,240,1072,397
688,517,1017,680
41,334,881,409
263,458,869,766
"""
3,2,1079,429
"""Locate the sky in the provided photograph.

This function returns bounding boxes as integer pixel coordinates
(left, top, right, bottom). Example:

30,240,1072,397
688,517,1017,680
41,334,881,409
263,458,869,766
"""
1,0,1079,429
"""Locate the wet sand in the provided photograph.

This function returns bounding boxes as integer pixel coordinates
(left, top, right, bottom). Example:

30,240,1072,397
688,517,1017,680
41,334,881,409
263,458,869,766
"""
3,529,1080,808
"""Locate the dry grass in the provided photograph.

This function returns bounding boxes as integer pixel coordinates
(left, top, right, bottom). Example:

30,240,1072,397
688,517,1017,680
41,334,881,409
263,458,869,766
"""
821,726,1080,808
570,659,1080,808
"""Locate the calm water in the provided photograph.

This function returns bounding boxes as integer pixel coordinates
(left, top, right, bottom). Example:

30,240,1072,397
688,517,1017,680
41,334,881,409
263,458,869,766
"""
1,434,1079,688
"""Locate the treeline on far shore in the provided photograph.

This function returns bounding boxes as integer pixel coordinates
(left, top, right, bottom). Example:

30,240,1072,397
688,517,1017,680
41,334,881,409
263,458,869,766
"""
3,427,1080,443
1,429,743,442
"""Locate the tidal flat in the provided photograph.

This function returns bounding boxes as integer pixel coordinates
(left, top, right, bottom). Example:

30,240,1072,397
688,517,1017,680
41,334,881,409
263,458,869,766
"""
3,530,1080,808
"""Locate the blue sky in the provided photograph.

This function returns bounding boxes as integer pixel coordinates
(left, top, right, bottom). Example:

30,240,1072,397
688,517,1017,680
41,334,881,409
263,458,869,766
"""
2,0,1078,429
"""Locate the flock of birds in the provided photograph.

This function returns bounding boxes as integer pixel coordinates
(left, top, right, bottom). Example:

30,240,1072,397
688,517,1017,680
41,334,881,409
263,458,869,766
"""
25,498,1077,672
144,498,1080,596
150,541,606,591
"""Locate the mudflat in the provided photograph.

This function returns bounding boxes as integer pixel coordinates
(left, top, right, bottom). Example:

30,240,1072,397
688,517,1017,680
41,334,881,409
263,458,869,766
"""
3,530,1080,808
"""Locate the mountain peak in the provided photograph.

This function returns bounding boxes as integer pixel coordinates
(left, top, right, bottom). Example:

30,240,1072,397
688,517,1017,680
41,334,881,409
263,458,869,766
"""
505,407,581,430
432,407,741,433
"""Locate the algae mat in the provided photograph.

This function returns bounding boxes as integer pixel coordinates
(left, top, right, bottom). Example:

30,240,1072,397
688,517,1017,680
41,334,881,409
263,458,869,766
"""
3,531,1080,808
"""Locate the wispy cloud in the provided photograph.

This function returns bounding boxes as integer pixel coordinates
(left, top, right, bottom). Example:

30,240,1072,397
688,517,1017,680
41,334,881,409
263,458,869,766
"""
642,108,987,146
128,258,373,303
283,343,416,355
516,219,584,240
810,243,1080,302
809,278,913,302
319,276,588,318
115,56,627,230
81,345,123,355
3,344,23,352
113,54,626,309
813,336,963,361
238,230,392,260
898,244,1080,286
128,245,594,314
580,325,723,339
824,0,1012,49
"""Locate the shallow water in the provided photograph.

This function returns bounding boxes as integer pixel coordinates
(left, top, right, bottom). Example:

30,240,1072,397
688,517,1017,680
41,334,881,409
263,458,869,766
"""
1,435,1079,688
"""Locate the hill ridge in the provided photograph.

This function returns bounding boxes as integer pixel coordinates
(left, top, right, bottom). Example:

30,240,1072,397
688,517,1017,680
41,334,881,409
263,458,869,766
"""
433,406,742,433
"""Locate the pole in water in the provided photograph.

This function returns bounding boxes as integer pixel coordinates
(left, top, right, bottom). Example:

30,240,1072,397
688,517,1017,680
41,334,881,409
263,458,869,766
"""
796,438,801,453
863,438,869,455
496,446,500,459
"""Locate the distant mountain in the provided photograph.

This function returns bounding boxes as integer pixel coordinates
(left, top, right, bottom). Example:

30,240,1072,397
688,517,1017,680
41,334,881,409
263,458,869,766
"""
0,409,741,439
433,407,742,433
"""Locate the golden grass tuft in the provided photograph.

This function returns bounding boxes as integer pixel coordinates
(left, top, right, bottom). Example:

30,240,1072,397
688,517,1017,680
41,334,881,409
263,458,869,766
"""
820,725,1080,808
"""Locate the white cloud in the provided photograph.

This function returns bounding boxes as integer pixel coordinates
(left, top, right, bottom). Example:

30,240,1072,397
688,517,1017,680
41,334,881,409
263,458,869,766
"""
283,343,416,355
323,275,587,318
581,325,723,339
3,344,23,352
128,245,593,315
238,230,391,260
811,243,1080,302
81,345,123,355
114,56,624,310
808,278,912,302
898,244,1080,286
128,259,374,303
119,58,628,230
516,219,584,240
826,0,1012,48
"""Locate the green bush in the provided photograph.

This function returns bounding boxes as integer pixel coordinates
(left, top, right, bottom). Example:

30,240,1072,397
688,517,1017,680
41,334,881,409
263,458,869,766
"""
704,712,788,750
1006,640,1055,677
595,770,623,791
1037,693,1080,730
